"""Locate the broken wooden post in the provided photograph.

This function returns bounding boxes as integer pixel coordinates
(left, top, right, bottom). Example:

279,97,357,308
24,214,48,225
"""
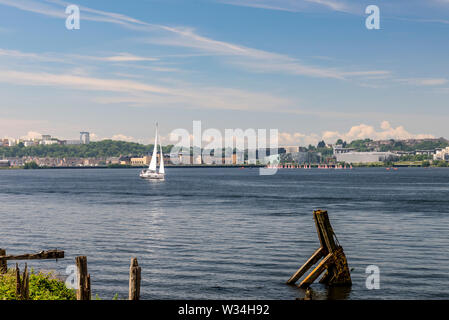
287,210,351,288
129,257,141,300
0,249,6,274
0,250,64,261
15,263,30,300
75,256,91,300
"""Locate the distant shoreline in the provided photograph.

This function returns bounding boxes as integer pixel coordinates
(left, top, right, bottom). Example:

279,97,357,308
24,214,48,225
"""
2,164,448,170
0,164,265,170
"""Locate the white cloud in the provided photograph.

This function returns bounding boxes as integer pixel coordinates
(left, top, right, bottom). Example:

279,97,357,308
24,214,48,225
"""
278,121,435,146
111,134,136,142
89,133,100,141
323,121,435,143
278,132,321,146
21,131,42,140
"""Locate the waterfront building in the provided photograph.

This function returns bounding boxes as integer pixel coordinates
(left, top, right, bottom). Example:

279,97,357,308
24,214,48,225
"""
193,155,202,165
433,147,449,161
40,140,59,146
80,132,90,144
335,151,398,164
284,146,300,153
290,151,321,164
131,156,151,166
65,140,82,145
119,156,132,165
23,140,35,147
0,159,10,167
415,150,436,156
333,145,355,154
106,157,121,165
6,157,22,166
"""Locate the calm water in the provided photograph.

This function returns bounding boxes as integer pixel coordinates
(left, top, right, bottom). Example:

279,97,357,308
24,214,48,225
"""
1,167,449,300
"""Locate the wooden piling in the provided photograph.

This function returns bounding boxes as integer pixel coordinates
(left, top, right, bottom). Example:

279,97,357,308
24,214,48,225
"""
129,258,141,300
0,249,6,274
75,256,91,300
15,263,30,300
15,264,21,297
287,210,352,288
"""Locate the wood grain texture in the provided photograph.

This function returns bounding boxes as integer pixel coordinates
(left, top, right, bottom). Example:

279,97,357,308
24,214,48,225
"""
0,250,64,261
76,256,91,300
287,210,352,288
129,258,141,300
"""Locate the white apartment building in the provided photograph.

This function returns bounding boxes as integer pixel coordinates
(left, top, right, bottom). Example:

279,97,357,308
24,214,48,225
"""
433,147,449,161
284,146,300,153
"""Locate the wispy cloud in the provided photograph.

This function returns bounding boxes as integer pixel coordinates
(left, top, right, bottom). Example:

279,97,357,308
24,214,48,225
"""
0,69,293,113
0,48,159,64
0,0,389,81
100,53,158,62
145,28,390,80
218,0,449,26
218,0,357,13
396,78,448,86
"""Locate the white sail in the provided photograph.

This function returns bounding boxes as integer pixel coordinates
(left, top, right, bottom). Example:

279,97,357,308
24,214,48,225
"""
159,141,165,174
148,124,158,171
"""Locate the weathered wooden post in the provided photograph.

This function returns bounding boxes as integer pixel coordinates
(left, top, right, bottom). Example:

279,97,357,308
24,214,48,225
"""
0,249,6,274
15,263,30,300
287,210,352,288
75,256,91,300
129,257,141,300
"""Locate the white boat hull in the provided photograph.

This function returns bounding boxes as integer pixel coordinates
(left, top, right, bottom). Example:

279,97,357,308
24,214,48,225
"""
140,170,165,180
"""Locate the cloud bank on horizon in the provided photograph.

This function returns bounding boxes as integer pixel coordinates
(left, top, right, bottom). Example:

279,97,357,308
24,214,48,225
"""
13,121,436,148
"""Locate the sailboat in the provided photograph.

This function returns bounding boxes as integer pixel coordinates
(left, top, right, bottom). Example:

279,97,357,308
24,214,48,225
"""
140,123,165,180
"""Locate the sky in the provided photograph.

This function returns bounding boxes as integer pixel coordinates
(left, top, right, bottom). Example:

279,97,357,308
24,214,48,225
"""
0,0,448,146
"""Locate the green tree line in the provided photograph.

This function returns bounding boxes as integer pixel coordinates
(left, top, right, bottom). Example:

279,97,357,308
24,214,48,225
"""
0,140,174,158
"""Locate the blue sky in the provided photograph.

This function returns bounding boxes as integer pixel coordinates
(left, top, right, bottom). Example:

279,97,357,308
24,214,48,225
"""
0,0,448,145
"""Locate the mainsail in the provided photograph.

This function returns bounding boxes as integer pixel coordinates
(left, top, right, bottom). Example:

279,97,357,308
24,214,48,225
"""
148,124,158,172
159,141,165,174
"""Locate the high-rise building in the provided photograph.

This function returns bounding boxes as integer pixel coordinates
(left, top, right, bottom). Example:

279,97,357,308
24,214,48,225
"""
80,132,90,144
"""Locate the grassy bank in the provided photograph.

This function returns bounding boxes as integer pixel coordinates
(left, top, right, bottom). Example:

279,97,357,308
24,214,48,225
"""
0,269,76,300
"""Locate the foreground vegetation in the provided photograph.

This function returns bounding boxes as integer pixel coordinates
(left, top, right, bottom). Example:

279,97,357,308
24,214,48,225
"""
0,269,76,300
